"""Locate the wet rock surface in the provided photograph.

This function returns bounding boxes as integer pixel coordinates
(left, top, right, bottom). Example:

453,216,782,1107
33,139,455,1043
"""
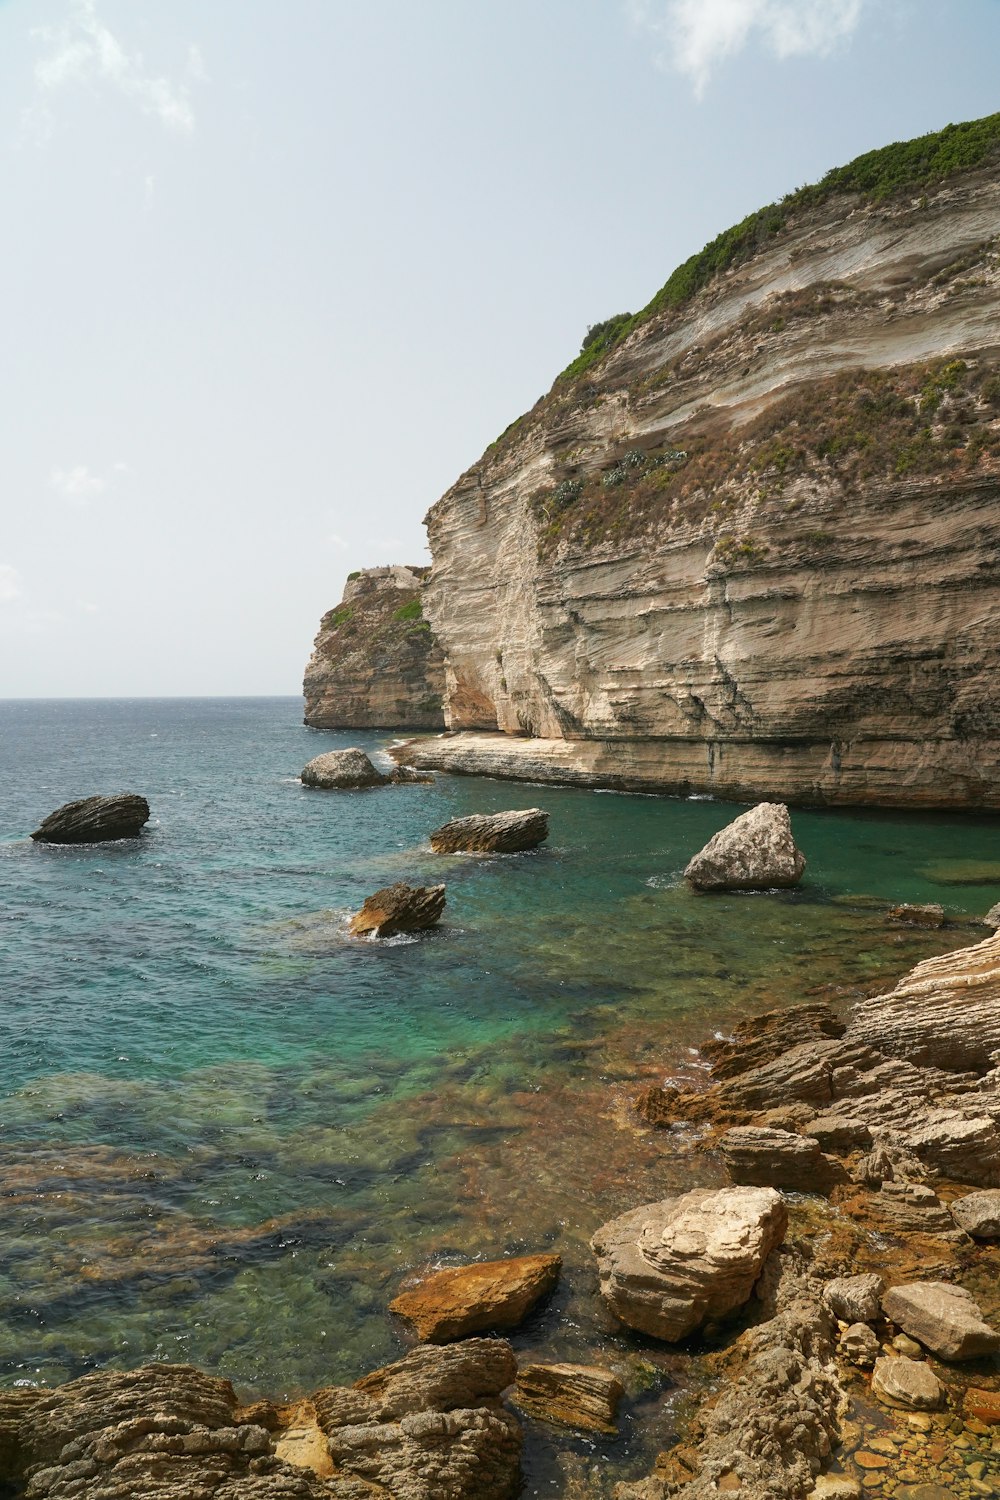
591,1186,788,1341
31,793,150,844
683,802,806,891
512,1362,623,1435
301,749,389,789
388,1253,561,1342
349,882,446,938
429,808,549,855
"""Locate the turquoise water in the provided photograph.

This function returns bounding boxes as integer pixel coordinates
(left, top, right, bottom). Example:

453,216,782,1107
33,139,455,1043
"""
2,698,998,1487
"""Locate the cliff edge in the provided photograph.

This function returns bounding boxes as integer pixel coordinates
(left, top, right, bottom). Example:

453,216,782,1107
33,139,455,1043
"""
303,566,445,730
413,114,1000,807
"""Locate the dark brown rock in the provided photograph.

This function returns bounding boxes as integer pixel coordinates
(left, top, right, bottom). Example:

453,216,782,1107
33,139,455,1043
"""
429,808,549,855
512,1362,623,1435
349,882,446,938
389,1253,560,1342
31,793,149,844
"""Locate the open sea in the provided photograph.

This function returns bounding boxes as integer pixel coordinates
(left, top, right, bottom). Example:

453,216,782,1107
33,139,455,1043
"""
2,697,999,1490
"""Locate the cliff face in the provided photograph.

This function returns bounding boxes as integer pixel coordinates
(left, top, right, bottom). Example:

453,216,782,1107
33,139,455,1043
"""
419,153,1000,806
303,566,445,729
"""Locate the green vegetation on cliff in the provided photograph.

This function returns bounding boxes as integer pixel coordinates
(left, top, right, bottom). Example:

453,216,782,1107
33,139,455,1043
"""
559,112,1000,385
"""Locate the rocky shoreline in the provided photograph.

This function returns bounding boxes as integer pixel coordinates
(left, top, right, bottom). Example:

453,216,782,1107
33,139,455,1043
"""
2,896,997,1500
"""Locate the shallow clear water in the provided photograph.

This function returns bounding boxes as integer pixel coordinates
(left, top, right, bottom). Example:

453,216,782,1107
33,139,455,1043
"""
2,698,998,1488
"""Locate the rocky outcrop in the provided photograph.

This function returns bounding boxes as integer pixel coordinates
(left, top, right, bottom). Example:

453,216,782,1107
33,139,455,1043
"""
881,1282,1000,1361
718,1125,842,1192
301,749,389,789
303,567,445,730
590,1186,788,1341
684,803,806,891
511,1362,623,1436
848,928,1000,1072
388,1253,560,1342
314,1339,521,1500
823,1275,884,1325
428,809,549,854
31,793,150,844
349,883,446,938
412,126,1000,809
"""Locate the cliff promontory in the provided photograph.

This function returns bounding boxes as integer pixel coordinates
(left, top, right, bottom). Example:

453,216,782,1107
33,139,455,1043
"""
410,115,1000,806
303,566,445,730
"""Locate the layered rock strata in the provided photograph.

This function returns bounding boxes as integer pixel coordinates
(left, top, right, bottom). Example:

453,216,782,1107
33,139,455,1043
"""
349,882,446,938
303,567,445,730
413,156,1000,808
428,808,549,854
31,793,150,844
388,1253,561,1342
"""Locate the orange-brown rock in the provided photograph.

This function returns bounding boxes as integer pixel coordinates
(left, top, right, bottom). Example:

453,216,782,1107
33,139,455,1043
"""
512,1361,623,1435
389,1252,561,1342
349,881,446,938
963,1387,1000,1423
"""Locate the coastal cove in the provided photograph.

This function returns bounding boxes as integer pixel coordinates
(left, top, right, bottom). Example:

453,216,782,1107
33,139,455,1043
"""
3,697,1000,1493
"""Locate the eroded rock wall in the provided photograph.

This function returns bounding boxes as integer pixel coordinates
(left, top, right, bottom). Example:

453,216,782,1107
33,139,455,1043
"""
303,566,445,730
422,167,1000,806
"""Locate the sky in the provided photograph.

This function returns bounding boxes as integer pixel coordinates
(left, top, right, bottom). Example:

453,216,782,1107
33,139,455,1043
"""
1,0,998,697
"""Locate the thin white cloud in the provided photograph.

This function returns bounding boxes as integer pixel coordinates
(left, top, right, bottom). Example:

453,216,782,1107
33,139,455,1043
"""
328,533,349,550
0,565,23,604
32,0,198,134
630,0,866,95
50,464,106,504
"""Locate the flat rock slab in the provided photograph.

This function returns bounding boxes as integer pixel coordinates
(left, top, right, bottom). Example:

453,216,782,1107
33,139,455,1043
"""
590,1186,787,1341
301,748,388,788
882,1281,1000,1361
350,882,446,938
950,1190,1000,1239
389,1253,561,1342
512,1362,623,1435
31,793,150,844
684,802,806,891
429,808,549,854
871,1355,944,1411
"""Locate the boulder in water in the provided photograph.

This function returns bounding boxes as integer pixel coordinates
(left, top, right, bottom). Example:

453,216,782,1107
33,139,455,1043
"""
301,747,388,788
684,802,805,891
31,793,150,844
430,808,549,854
512,1362,623,1435
389,1252,561,1342
349,881,446,937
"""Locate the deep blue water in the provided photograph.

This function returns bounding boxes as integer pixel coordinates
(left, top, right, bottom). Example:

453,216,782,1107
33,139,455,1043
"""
2,697,998,1487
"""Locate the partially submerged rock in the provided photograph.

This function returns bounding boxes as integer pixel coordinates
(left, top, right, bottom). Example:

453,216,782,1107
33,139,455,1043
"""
429,808,549,854
31,792,149,844
590,1186,787,1341
871,1355,944,1411
349,882,446,938
881,1281,1000,1361
886,903,945,928
950,1189,1000,1239
684,802,806,892
301,747,389,788
388,1252,561,1342
512,1362,623,1435
314,1338,521,1500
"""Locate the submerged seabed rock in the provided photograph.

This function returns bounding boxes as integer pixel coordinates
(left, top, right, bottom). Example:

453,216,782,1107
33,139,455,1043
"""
31,793,149,844
684,802,806,892
429,809,549,854
349,882,446,937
